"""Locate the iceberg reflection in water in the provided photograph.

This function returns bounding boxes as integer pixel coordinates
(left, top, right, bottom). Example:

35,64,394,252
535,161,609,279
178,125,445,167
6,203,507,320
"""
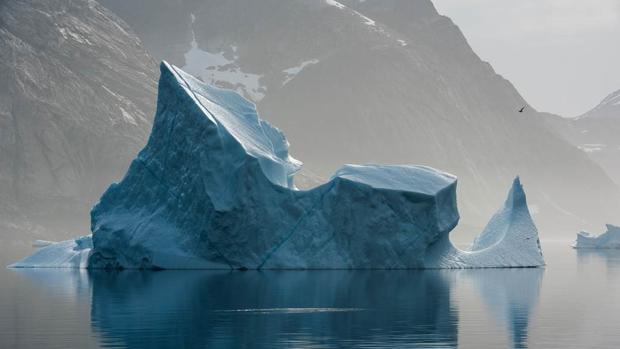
464,268,544,349
576,248,620,275
89,271,458,348
9,268,545,349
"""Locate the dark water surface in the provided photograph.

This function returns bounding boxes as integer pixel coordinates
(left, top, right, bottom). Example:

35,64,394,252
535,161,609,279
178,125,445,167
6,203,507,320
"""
1,242,620,348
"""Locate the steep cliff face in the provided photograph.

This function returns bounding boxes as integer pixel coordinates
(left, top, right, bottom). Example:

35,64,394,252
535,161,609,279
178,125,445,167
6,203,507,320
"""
99,0,620,235
0,0,157,243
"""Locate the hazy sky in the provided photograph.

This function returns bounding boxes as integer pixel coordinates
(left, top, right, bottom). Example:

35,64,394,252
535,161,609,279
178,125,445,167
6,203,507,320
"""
432,0,620,117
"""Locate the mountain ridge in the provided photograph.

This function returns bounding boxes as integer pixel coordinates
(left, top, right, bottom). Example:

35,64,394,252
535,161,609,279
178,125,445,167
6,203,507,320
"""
0,0,158,245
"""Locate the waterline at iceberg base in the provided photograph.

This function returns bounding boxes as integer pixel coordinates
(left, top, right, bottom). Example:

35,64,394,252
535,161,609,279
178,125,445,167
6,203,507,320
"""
10,62,545,270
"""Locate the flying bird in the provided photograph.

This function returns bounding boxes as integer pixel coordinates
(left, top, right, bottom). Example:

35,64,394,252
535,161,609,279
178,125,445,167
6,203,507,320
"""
518,106,525,113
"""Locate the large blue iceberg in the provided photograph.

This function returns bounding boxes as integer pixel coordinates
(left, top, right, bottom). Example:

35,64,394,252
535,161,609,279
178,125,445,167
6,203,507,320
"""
10,63,544,269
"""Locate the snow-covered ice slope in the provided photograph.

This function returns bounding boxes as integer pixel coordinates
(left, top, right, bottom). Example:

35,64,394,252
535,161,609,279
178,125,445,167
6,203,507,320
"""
9,236,93,269
573,224,620,249
425,178,544,268
10,63,544,269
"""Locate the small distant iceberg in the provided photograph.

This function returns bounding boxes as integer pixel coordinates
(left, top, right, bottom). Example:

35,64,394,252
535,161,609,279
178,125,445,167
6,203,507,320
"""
573,224,620,249
10,62,545,270
13,236,93,268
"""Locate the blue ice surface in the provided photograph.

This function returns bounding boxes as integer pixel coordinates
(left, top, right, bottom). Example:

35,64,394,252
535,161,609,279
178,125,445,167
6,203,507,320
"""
10,62,544,270
574,224,620,249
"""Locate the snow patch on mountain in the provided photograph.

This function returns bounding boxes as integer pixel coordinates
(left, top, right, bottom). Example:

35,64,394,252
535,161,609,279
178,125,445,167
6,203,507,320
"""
119,107,138,125
360,14,375,26
183,13,265,101
578,144,606,153
325,0,346,9
282,59,320,85
58,27,93,45
325,0,376,27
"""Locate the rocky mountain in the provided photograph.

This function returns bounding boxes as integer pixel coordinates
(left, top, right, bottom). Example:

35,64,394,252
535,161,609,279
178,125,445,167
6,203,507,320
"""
579,89,620,120
574,90,620,184
98,0,620,237
545,89,620,187
0,0,157,245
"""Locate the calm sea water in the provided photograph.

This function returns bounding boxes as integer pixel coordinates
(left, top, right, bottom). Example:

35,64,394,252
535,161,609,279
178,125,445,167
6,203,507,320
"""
1,241,620,349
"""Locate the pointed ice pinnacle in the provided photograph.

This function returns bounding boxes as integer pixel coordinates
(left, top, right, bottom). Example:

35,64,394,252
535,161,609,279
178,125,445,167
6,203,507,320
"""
471,176,528,250
10,63,545,269
425,176,545,268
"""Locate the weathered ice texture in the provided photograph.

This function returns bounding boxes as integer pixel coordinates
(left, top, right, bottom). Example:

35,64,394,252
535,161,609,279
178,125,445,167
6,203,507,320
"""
573,224,620,249
11,63,544,270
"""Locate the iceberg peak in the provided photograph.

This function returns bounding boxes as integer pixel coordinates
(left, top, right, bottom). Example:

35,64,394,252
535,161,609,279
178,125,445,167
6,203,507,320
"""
158,61,302,190
425,176,545,268
506,176,526,210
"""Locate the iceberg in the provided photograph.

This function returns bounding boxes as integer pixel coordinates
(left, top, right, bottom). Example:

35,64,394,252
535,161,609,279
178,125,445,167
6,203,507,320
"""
424,177,545,268
573,224,620,249
9,62,544,270
11,236,93,268
466,268,543,348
